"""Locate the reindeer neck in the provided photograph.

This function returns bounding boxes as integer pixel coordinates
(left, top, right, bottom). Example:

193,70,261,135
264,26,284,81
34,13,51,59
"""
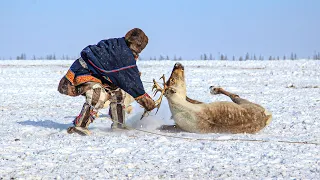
167,93,201,113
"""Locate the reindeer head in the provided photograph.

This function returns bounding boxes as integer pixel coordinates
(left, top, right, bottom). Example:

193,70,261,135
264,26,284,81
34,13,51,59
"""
165,63,187,98
141,63,187,119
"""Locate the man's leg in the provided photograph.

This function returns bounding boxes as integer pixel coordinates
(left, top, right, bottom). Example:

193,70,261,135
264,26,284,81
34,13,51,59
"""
68,83,110,135
108,88,126,129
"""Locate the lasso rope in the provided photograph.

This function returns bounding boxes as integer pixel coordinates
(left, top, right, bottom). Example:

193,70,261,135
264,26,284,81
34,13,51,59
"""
142,80,157,84
95,110,320,146
85,81,320,146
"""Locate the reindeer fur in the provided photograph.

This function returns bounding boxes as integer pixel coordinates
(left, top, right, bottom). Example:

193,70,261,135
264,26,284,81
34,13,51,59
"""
158,63,272,134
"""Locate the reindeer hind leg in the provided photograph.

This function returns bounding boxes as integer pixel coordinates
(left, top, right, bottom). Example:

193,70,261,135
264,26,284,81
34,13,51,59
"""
210,86,251,105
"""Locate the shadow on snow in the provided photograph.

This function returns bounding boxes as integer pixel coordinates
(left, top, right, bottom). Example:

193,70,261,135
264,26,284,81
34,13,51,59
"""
17,120,72,131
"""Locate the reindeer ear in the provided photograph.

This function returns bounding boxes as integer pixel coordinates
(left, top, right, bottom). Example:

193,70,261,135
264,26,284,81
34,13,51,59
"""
169,88,176,94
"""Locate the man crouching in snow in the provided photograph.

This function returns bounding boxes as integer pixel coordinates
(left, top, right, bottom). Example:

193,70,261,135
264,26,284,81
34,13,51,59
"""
58,28,156,135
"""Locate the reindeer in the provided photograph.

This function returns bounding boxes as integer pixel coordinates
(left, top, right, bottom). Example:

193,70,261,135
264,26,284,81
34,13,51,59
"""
149,62,272,134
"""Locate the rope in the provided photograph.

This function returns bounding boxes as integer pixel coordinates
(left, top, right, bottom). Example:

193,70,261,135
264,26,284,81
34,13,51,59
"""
122,122,319,145
95,110,320,146
87,81,319,146
142,80,157,84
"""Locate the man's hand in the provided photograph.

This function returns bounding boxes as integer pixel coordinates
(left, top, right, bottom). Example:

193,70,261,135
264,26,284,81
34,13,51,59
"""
136,93,156,111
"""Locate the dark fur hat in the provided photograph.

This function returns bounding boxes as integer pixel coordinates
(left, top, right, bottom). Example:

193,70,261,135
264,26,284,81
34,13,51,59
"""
125,28,148,57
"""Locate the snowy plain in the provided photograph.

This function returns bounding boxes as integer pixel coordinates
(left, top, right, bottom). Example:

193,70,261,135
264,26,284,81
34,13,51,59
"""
0,60,319,179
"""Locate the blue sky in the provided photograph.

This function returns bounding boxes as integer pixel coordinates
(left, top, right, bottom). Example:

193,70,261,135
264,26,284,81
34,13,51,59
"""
1,0,319,59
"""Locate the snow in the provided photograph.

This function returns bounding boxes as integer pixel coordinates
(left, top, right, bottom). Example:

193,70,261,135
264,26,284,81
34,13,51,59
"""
0,60,319,179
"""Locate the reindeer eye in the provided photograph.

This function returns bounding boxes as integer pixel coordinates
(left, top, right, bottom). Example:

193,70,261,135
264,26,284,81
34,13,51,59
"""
170,79,175,83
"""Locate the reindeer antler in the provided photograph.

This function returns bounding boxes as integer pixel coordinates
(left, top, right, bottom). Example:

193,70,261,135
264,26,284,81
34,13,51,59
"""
140,74,167,120
152,74,167,114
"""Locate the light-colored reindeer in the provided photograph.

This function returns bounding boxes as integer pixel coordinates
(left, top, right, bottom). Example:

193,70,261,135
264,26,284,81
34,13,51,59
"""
149,62,272,134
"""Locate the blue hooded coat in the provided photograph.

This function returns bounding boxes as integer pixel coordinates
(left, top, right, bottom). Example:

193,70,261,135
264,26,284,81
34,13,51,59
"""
68,37,146,98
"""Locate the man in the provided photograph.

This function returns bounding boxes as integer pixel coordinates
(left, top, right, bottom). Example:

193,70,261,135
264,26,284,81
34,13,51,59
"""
58,28,156,135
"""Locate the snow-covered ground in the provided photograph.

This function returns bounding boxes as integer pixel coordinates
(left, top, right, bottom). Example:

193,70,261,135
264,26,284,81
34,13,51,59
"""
0,60,319,179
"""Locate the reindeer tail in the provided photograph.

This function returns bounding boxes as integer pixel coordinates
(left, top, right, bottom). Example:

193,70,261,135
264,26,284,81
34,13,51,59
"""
264,110,273,126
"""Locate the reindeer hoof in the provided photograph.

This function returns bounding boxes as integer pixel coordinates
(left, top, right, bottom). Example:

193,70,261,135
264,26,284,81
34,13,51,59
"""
210,86,221,95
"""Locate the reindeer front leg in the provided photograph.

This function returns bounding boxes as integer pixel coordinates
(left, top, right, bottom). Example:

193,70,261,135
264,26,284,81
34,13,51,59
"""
158,124,186,133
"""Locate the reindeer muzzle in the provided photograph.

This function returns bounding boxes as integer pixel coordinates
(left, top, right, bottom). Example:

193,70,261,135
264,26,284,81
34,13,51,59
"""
174,63,184,70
